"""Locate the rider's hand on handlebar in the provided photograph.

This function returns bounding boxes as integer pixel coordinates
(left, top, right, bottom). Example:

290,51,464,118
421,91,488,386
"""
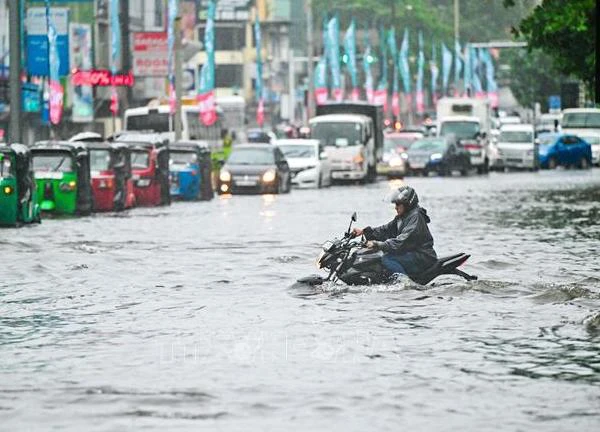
351,228,364,238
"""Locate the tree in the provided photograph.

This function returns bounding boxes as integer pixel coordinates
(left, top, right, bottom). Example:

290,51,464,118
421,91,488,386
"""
505,0,596,98
502,49,565,112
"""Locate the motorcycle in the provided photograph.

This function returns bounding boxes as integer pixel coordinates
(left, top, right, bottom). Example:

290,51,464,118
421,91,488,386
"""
298,212,478,286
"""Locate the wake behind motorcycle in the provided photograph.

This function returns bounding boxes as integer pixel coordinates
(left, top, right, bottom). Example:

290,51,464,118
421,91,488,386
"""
298,212,478,287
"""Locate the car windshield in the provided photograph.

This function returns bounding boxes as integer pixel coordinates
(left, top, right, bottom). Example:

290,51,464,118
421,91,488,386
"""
0,154,12,177
227,148,275,165
562,112,600,128
130,150,150,169
499,131,533,143
33,152,74,172
90,150,111,171
278,145,316,158
581,136,600,145
538,135,558,146
384,137,418,151
439,122,480,140
410,139,447,152
170,151,198,167
311,122,363,147
126,112,170,132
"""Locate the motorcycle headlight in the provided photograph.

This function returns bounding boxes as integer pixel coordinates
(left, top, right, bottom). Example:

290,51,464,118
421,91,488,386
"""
59,181,77,192
219,170,231,182
262,169,276,183
430,153,443,160
316,250,326,268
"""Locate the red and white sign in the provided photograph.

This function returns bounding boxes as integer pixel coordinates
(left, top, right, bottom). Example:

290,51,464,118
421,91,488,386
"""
71,69,134,87
133,32,169,77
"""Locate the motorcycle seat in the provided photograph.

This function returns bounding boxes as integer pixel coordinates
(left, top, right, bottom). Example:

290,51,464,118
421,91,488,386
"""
437,253,469,266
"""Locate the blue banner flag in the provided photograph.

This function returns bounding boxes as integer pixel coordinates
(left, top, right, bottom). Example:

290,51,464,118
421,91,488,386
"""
441,42,453,94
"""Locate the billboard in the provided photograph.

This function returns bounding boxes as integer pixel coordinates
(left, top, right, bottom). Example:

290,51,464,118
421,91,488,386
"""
69,23,94,122
26,7,70,77
133,32,169,77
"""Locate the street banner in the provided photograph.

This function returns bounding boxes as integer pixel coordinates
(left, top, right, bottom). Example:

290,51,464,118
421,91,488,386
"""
198,0,217,126
69,23,93,123
430,39,439,106
314,57,328,105
167,0,178,114
441,42,452,95
254,16,264,126
26,7,69,77
109,0,120,115
326,17,343,101
483,48,499,108
471,47,485,99
454,40,462,96
388,28,399,118
46,1,63,125
375,27,388,111
343,20,359,101
463,44,471,97
399,29,411,113
416,31,424,114
362,27,374,103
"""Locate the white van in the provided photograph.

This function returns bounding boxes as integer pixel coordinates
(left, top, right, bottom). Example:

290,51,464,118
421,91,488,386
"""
496,124,536,169
561,108,600,165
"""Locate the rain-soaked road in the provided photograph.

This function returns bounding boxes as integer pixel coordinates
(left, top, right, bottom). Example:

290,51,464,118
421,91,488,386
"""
2,169,600,431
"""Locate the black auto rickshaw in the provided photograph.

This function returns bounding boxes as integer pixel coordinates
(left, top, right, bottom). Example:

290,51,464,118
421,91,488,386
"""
110,131,170,207
30,141,93,215
169,141,214,201
0,143,41,226
70,133,137,212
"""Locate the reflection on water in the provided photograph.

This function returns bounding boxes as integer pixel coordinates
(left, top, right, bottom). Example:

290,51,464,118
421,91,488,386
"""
1,170,600,431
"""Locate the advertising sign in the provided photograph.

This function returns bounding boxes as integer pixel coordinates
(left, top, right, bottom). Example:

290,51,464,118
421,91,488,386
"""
133,32,169,76
26,7,70,77
69,23,93,122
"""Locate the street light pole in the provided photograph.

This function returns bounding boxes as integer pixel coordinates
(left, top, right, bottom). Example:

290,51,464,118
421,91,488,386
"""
454,0,459,42
9,0,22,143
174,15,182,141
305,0,315,120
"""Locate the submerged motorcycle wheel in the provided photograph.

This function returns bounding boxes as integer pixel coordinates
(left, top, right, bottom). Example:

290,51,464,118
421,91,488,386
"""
296,275,325,286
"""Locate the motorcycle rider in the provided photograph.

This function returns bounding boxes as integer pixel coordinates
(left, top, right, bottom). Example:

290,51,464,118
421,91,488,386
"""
351,185,437,276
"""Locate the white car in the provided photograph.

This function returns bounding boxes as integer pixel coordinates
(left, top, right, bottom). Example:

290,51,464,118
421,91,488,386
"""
276,139,332,188
579,134,600,166
495,124,536,169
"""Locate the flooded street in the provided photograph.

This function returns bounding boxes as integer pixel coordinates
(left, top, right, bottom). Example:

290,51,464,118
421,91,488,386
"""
2,170,600,431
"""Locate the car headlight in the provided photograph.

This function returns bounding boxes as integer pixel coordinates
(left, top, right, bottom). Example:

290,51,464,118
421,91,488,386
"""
219,170,231,182
59,181,77,192
400,152,408,160
430,153,443,160
262,169,276,183
136,178,151,187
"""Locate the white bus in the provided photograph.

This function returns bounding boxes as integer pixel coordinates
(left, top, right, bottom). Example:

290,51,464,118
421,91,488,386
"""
123,104,224,152
216,95,246,142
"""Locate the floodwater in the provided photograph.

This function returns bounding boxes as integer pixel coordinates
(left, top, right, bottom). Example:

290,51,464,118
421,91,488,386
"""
2,170,599,431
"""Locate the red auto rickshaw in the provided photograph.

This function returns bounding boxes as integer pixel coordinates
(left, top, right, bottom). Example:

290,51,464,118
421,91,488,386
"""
70,133,136,212
110,132,170,207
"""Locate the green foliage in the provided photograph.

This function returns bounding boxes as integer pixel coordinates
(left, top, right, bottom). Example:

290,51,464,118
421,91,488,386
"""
502,49,565,111
507,0,596,97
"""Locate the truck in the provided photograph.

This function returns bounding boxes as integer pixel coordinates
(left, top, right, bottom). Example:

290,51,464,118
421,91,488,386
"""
309,103,383,182
436,97,492,174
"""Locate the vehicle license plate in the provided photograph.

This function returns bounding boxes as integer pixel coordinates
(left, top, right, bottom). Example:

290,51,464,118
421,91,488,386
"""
235,179,257,186
411,162,425,169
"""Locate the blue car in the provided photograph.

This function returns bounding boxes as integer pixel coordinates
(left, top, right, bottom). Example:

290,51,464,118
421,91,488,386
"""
169,141,214,200
537,133,592,169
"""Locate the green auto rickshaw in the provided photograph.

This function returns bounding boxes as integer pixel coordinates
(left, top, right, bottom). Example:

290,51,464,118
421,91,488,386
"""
0,143,41,226
31,141,93,215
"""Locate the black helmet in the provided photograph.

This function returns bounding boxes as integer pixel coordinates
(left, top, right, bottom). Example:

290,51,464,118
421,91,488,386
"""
390,186,418,209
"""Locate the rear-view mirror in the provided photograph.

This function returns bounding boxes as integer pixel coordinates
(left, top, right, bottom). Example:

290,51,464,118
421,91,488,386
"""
351,212,357,222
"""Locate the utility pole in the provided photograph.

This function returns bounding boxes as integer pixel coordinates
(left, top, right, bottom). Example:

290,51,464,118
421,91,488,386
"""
454,0,460,42
120,0,132,109
174,15,182,141
9,0,21,143
305,0,315,120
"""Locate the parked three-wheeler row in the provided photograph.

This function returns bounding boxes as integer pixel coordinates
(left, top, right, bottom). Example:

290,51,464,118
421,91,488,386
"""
0,133,213,227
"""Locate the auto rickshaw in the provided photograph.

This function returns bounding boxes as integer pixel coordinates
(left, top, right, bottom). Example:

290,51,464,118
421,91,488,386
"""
70,133,136,212
169,141,214,201
0,143,41,226
110,132,170,207
31,141,93,215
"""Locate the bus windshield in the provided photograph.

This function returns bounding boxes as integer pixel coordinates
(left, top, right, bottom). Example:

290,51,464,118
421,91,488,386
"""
126,112,170,132
311,122,363,147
